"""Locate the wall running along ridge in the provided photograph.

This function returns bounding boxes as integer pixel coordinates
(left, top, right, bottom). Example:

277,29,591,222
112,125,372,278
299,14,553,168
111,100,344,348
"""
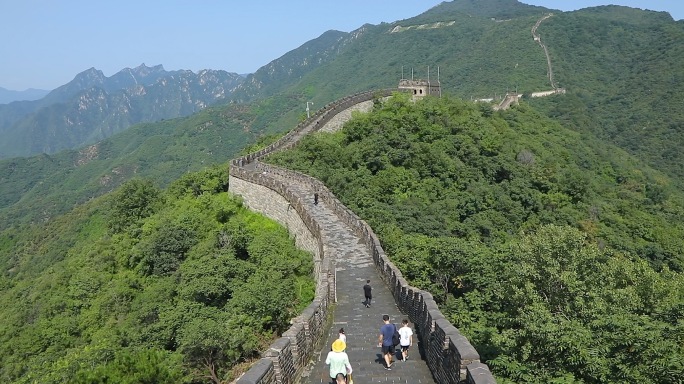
230,89,496,384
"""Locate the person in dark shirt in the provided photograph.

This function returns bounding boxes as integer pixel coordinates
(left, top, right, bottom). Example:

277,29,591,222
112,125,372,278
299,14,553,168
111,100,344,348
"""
378,314,395,370
363,280,372,308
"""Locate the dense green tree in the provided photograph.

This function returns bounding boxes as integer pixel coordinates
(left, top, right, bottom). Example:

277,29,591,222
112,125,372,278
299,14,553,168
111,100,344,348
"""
0,165,314,383
74,349,185,384
268,94,684,383
177,308,230,384
139,223,198,276
177,253,241,307
106,179,163,234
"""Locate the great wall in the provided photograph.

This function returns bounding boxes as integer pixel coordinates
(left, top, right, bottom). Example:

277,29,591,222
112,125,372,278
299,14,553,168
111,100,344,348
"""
227,12,574,384
473,13,566,108
229,89,496,384
530,13,566,98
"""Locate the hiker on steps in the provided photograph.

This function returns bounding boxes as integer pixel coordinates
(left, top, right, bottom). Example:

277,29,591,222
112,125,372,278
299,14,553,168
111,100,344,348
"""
378,314,396,370
326,339,352,383
363,279,372,308
399,319,413,362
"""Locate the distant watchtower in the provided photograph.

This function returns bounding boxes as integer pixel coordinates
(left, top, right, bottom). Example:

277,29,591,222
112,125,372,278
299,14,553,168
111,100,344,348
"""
398,67,441,99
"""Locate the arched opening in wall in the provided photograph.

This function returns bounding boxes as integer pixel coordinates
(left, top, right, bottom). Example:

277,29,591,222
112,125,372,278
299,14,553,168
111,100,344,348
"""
420,89,423,94
413,89,417,95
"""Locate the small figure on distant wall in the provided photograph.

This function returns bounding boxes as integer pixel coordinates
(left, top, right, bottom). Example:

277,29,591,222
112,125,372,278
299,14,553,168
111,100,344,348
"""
363,280,372,308
338,328,346,344
314,192,319,205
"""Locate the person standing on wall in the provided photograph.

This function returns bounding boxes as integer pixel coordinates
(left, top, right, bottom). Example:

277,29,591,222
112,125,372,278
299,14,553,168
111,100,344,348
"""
398,319,413,361
378,314,395,370
363,279,372,308
326,339,352,383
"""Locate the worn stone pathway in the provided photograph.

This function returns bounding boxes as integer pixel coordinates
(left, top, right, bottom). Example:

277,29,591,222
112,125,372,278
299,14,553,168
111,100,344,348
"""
269,174,436,384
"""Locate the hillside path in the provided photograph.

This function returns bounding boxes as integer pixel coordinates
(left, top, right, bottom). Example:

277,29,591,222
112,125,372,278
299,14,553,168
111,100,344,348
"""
269,172,436,384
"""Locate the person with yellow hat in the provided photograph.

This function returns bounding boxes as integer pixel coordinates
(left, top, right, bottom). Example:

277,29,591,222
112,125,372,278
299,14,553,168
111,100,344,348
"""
326,339,352,383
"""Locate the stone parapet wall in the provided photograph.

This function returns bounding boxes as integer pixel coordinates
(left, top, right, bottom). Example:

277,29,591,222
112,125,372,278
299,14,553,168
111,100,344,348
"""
319,100,375,133
230,167,333,384
231,89,496,384
235,359,276,384
233,89,399,168
260,161,495,383
228,175,322,277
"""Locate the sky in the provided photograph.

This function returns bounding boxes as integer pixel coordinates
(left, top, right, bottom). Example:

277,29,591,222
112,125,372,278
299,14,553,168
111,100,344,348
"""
1,0,682,91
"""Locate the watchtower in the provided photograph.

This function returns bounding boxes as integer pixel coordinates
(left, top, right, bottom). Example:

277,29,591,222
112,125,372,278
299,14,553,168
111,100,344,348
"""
398,66,441,99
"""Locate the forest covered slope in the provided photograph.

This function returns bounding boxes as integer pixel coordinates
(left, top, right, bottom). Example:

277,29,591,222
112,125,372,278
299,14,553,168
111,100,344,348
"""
267,93,684,383
236,1,684,186
0,1,683,382
0,167,314,383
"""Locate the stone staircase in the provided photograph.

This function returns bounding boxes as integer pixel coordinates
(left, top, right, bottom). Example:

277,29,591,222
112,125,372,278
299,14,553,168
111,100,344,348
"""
267,171,436,384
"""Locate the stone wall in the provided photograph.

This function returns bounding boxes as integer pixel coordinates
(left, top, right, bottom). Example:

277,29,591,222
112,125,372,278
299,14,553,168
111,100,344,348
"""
230,168,332,384
232,90,399,384
228,176,322,276
231,89,496,384
299,166,496,384
318,100,374,133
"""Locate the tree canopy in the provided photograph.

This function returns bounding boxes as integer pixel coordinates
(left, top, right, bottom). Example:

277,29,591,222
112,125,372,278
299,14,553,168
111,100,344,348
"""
267,93,684,383
0,165,314,383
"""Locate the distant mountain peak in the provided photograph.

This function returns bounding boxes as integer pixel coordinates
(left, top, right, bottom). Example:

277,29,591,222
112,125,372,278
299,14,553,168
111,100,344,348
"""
133,63,165,73
72,67,106,86
0,65,247,158
80,67,105,77
0,87,50,103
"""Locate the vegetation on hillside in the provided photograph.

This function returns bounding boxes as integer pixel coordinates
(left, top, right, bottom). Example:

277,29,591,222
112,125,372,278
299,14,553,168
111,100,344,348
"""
235,1,684,190
528,6,684,184
267,94,684,383
0,92,307,232
0,1,683,383
0,166,314,383
5,1,683,234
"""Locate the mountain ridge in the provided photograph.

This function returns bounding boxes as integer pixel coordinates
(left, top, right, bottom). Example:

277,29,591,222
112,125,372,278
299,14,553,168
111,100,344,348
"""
2,0,683,226
1,1,684,382
227,0,684,184
0,87,50,104
0,64,245,158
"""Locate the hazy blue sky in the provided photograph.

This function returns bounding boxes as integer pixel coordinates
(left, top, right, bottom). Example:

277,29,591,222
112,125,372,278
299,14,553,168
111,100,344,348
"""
1,0,682,90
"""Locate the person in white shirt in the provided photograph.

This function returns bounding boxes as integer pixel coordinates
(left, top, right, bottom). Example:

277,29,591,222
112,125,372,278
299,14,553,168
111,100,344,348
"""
398,319,413,362
338,328,346,344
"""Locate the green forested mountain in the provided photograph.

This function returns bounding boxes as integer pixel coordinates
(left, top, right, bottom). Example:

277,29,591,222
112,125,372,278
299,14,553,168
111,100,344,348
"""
233,0,564,101
229,30,350,103
526,6,684,180
0,1,683,383
234,0,684,185
0,167,314,383
0,92,306,231
267,93,684,383
0,64,244,159
4,0,683,230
